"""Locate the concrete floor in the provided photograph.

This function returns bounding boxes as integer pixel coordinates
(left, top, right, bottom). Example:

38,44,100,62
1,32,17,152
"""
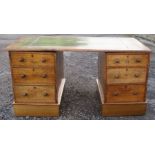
0,34,155,120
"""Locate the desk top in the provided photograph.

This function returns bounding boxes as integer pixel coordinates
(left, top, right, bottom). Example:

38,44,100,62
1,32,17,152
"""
7,36,151,52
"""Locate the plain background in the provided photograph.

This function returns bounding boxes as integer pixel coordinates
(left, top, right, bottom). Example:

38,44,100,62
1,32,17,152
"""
0,0,155,155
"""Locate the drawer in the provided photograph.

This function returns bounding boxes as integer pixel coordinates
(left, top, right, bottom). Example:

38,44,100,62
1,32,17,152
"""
14,85,56,103
106,84,145,103
12,67,55,85
10,52,55,67
107,54,128,67
107,68,147,84
128,54,149,67
106,53,149,67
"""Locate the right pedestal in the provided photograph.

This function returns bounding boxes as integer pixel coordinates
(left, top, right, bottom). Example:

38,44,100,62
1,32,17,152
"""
98,52,150,116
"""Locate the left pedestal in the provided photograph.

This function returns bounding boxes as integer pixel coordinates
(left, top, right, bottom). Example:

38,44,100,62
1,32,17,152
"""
9,51,65,117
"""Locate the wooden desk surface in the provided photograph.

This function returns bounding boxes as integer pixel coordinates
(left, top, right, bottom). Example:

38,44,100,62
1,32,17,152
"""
7,36,151,52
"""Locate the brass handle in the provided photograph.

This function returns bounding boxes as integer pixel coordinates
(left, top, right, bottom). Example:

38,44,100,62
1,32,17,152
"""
42,58,47,63
42,74,48,78
114,74,120,79
135,58,141,63
113,92,119,96
133,92,138,95
23,93,28,96
134,73,140,78
19,58,25,62
43,92,49,96
114,59,120,64
21,74,26,78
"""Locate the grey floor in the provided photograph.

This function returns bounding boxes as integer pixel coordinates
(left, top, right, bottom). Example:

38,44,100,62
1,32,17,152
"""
0,34,155,120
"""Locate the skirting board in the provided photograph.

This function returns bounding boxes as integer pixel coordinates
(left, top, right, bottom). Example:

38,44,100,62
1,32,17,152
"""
96,79,147,116
13,78,66,117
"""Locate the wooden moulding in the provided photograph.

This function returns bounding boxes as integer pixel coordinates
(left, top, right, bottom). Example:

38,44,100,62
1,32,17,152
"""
102,104,146,116
96,79,147,116
13,104,60,117
13,78,66,117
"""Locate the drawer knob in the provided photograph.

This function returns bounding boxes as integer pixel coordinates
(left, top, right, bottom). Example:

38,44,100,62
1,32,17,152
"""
42,59,47,63
19,58,25,62
23,93,28,96
113,92,119,96
42,74,48,78
43,92,49,96
133,92,138,95
114,74,120,79
114,59,120,64
21,74,26,78
135,58,141,63
134,73,140,78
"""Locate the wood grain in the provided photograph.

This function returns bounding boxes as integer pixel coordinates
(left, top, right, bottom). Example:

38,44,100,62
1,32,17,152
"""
10,52,56,68
106,53,149,67
107,54,128,67
106,84,145,103
9,50,66,116
107,68,147,84
128,54,149,67
13,78,66,116
14,85,56,103
97,50,150,116
8,37,151,117
13,102,59,117
12,67,55,85
102,103,146,116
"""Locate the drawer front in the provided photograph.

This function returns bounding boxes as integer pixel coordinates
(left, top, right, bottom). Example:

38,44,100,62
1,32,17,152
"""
107,54,128,67
106,85,145,103
12,68,55,85
128,54,149,67
107,68,147,84
106,54,149,67
10,52,55,67
14,85,56,103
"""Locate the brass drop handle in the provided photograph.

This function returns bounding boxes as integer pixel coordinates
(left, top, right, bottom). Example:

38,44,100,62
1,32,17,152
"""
23,93,28,96
113,92,119,96
19,58,25,62
42,74,48,78
114,59,120,64
135,58,141,63
114,74,120,79
43,92,49,96
42,58,47,63
134,73,140,78
133,92,138,95
21,74,26,78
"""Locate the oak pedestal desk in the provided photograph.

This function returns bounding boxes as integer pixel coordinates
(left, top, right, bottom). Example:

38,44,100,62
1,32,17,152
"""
7,36,151,117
